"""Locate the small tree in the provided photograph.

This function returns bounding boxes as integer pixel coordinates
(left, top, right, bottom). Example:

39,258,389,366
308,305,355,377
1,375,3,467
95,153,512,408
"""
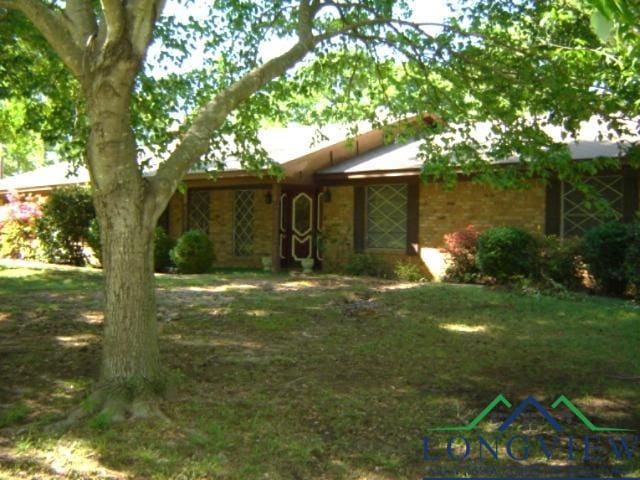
36,186,95,265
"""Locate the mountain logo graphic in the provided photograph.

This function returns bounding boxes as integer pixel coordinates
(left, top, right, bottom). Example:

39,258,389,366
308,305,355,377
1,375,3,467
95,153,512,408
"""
430,394,633,432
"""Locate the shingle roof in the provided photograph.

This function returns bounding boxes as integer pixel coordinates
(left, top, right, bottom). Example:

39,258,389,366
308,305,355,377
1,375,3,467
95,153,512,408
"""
319,141,423,174
0,162,90,192
316,117,639,175
1,117,637,191
0,123,363,192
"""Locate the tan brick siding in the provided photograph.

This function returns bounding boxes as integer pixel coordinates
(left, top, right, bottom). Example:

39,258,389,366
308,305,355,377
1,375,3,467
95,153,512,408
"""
168,192,185,239
167,188,274,269
209,189,273,268
320,186,354,271
417,180,545,279
419,180,546,248
320,180,546,278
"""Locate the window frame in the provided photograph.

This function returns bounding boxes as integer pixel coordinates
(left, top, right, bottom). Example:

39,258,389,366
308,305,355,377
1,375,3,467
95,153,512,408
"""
233,189,255,257
364,183,408,251
187,189,212,235
560,174,624,238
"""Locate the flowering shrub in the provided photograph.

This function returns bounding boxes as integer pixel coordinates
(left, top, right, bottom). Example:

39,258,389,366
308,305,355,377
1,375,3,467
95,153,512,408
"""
0,191,43,259
443,225,480,283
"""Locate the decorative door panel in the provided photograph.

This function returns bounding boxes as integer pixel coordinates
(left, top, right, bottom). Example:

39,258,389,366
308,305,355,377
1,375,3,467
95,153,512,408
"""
291,192,312,260
279,187,320,268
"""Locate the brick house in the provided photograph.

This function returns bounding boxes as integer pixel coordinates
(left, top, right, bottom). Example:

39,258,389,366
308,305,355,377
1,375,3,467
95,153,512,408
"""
1,121,638,278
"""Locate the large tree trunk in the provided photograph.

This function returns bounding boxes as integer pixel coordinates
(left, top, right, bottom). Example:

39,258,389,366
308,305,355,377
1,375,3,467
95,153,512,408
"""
82,59,168,419
98,202,163,416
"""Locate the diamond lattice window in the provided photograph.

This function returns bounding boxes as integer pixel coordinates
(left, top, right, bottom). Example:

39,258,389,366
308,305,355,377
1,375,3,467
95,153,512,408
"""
562,175,624,237
234,190,254,256
187,190,211,234
366,184,407,249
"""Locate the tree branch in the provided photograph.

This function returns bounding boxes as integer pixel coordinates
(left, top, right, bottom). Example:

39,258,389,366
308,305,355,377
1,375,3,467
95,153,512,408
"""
64,0,97,48
98,0,125,51
0,0,84,76
150,1,319,212
125,0,167,57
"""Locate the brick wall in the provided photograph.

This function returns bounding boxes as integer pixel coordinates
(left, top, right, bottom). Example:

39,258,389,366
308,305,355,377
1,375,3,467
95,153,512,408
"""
419,180,546,247
320,186,354,271
209,189,272,267
168,192,185,239
167,188,274,269
320,180,546,278
418,180,545,279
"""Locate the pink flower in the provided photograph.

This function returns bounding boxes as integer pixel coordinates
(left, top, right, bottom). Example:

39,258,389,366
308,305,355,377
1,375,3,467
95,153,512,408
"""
0,191,42,229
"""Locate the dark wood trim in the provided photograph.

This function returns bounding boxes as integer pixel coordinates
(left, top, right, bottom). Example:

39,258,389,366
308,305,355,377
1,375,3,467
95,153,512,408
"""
187,184,272,192
270,183,282,272
406,182,419,255
622,165,639,222
544,179,562,235
316,173,420,187
181,191,188,232
353,186,365,253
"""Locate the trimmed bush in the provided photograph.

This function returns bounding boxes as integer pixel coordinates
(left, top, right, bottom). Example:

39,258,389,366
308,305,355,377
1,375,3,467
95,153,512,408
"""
536,235,583,290
154,227,175,273
170,229,214,274
582,222,631,295
443,225,480,283
36,186,95,265
344,253,390,278
477,226,538,283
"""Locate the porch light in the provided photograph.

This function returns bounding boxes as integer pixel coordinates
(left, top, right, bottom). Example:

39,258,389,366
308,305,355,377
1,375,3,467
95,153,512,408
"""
323,188,331,203
264,191,273,204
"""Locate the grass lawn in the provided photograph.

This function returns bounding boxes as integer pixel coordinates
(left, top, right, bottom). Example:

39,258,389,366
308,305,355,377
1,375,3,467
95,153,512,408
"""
0,262,639,479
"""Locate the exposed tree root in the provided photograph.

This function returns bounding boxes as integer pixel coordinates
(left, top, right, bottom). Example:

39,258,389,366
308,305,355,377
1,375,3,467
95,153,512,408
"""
49,378,173,432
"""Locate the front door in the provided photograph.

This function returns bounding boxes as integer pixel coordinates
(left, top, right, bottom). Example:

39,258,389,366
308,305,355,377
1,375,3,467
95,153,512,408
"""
279,187,319,269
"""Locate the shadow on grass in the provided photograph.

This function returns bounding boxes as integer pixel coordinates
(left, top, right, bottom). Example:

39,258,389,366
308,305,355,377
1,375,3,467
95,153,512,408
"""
0,265,639,479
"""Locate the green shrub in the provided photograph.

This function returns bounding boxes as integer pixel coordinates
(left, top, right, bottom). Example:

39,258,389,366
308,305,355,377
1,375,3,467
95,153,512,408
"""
344,253,391,278
477,226,538,283
154,227,175,273
443,225,480,283
537,235,583,290
36,186,95,265
582,222,631,295
625,223,640,298
394,261,424,282
170,229,214,274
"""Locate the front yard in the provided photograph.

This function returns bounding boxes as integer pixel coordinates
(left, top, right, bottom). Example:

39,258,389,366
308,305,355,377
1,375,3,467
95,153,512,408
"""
0,262,638,479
